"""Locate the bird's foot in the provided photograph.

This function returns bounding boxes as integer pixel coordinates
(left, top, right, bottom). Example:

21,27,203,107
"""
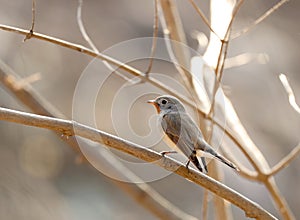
185,160,191,173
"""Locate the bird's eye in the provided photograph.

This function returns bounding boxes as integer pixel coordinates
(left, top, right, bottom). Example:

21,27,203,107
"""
161,99,167,105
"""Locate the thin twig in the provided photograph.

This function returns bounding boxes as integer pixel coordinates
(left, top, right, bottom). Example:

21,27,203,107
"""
279,73,300,114
24,0,35,41
5,73,41,90
0,25,197,110
265,179,294,220
0,106,278,220
0,24,192,105
224,52,269,69
214,39,227,77
208,0,244,118
218,39,230,81
187,0,221,40
267,143,300,177
77,0,98,52
215,0,244,76
231,0,289,39
76,0,131,82
158,0,193,89
206,0,244,155
145,0,159,75
0,24,143,77
213,0,245,76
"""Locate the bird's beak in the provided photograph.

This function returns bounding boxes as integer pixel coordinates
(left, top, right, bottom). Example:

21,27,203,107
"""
147,99,160,113
147,99,155,104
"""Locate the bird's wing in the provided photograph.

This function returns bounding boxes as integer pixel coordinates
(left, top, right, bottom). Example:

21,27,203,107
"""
162,112,238,171
162,112,208,172
162,112,201,157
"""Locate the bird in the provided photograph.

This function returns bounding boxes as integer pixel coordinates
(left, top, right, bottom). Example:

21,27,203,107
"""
147,95,239,173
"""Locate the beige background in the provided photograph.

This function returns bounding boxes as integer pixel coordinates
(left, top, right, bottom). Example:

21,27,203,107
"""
0,0,299,219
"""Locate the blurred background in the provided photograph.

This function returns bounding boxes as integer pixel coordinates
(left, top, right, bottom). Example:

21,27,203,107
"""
0,0,299,219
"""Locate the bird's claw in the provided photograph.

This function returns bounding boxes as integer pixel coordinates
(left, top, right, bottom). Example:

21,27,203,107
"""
185,160,191,173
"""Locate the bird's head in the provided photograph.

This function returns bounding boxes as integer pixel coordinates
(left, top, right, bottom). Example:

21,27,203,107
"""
147,95,186,113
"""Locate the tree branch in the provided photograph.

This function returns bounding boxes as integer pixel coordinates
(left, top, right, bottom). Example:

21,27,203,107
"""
76,0,131,82
24,0,35,41
0,106,277,220
279,73,300,114
231,0,289,39
0,24,200,110
267,143,300,177
0,23,262,164
159,0,193,88
0,20,296,219
159,2,232,218
187,0,220,39
0,61,196,220
145,0,159,75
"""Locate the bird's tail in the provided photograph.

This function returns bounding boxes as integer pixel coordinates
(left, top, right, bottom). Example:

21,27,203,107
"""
206,148,239,171
215,154,239,171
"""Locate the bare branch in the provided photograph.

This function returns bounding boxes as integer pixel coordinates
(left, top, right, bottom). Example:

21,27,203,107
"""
24,0,36,41
145,0,159,75
1,26,297,219
224,53,269,69
216,0,244,77
5,73,41,90
0,24,142,76
206,0,245,120
279,73,300,114
77,0,98,53
1,3,297,219
159,0,193,88
204,5,248,203
0,24,192,107
76,0,131,82
0,61,197,220
268,143,300,177
223,96,296,220
231,0,289,39
187,0,220,39
265,179,294,220
159,2,233,218
0,22,291,176
0,24,263,167
0,106,278,220
203,1,295,218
